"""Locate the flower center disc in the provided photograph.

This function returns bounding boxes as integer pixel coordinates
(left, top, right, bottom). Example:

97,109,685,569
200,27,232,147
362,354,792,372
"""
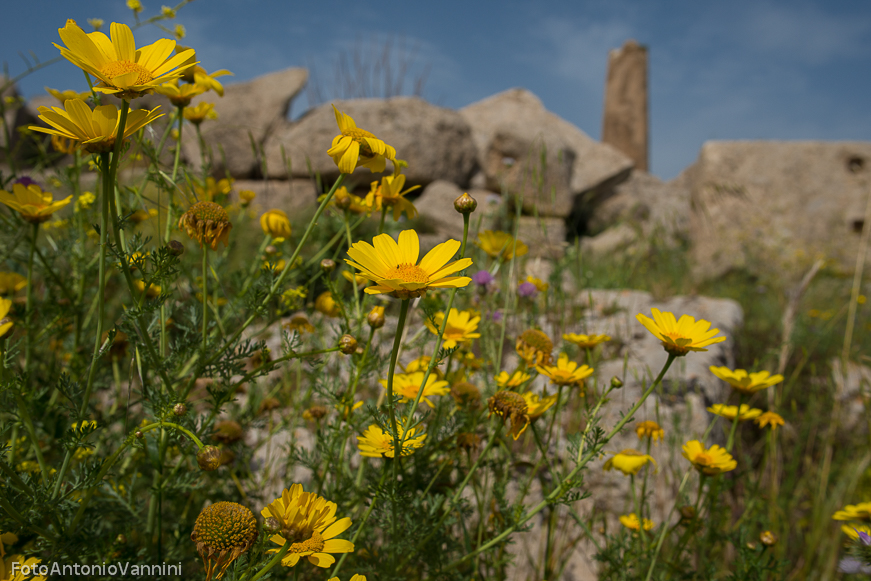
385,263,428,283
696,452,713,466
101,60,154,85
289,530,325,554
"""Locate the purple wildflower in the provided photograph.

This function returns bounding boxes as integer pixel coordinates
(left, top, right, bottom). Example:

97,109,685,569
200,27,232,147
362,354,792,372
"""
517,281,538,298
14,176,40,188
473,270,495,287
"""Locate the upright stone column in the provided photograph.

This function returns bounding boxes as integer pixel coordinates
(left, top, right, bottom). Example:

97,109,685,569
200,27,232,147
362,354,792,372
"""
602,40,648,172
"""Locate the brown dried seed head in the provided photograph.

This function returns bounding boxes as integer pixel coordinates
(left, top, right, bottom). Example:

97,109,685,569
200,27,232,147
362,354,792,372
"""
197,446,222,472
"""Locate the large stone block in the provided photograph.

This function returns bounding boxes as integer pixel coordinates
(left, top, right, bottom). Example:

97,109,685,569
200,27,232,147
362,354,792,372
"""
602,40,649,172
686,141,871,280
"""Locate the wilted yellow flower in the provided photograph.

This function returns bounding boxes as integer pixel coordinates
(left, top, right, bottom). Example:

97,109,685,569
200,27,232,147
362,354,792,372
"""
754,411,785,431
358,422,426,458
284,313,314,334
178,201,232,250
325,186,374,215
55,21,195,98
0,273,26,294
366,173,419,220
682,440,736,475
522,391,558,419
380,372,449,409
0,298,13,339
0,183,72,224
191,501,258,581
30,99,163,154
424,308,481,349
238,190,256,206
709,366,784,395
45,87,91,104
328,105,397,174
833,502,871,522
562,332,611,349
261,484,354,569
476,230,528,260
87,18,104,31
184,102,218,124
707,404,763,422
488,390,530,440
260,209,292,238
516,329,553,367
346,230,472,299
620,513,654,531
494,369,531,389
635,421,664,444
603,449,657,476
536,352,593,388
636,308,725,356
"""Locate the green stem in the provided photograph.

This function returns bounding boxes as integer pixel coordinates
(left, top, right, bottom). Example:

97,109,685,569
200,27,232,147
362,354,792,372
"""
386,298,411,572
202,246,208,354
726,394,744,452
378,206,387,234
23,222,38,375
13,391,49,484
330,470,388,579
248,540,291,581
443,353,677,574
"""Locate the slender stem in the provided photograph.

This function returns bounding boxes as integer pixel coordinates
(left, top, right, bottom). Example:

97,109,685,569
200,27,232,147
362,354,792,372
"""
726,394,744,452
23,222,38,375
330,470,388,579
202,246,208,354
378,206,387,234
248,541,291,581
14,391,49,484
386,299,411,572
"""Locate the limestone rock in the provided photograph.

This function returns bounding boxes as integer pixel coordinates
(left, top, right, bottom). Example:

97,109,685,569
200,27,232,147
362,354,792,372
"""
514,215,568,258
263,97,478,188
686,141,871,280
232,178,319,216
460,88,633,217
183,67,308,178
414,180,495,241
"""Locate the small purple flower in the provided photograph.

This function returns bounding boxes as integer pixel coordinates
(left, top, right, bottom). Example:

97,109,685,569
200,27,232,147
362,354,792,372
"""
859,530,871,546
473,270,495,287
517,281,538,298
491,310,503,323
14,176,40,188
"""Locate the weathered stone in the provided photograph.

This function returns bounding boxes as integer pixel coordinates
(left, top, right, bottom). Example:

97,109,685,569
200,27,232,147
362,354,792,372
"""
830,359,871,434
263,97,478,188
414,180,495,241
580,222,638,256
460,88,633,218
686,141,871,280
183,67,308,178
232,178,319,216
602,40,649,172
588,170,690,244
514,215,568,258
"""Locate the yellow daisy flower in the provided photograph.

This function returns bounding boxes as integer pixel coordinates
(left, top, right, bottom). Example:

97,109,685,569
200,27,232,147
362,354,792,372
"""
636,308,725,356
494,369,531,389
635,421,665,444
345,229,472,299
0,183,72,224
177,48,233,95
315,292,341,318
284,313,315,334
1,554,47,581
536,352,593,388
328,576,366,581
55,20,196,99
488,390,530,440
404,356,442,378
707,403,763,421
154,79,206,106
620,513,655,531
834,502,871,522
842,524,871,539
184,102,218,124
45,87,91,104
324,186,374,216
379,372,449,409
682,440,737,475
522,391,558,419
476,230,528,260
603,449,657,476
754,411,785,431
178,201,232,250
0,298,13,339
0,273,26,294
366,173,420,220
562,332,611,349
260,209,292,238
30,99,163,154
709,366,784,395
261,484,354,568
357,422,426,458
327,105,397,174
424,308,481,349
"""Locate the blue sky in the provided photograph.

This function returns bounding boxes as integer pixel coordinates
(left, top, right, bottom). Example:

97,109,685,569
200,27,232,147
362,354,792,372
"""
4,0,871,179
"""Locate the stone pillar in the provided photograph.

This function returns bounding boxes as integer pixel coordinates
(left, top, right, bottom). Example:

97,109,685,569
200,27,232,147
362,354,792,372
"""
602,40,648,172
